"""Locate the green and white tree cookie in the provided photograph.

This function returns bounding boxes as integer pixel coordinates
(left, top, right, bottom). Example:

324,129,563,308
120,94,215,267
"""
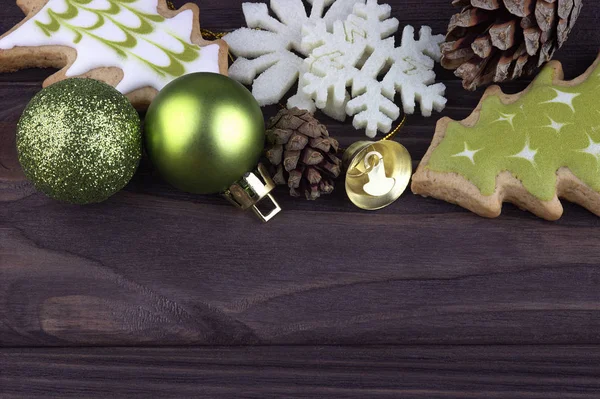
0,0,229,107
412,54,600,221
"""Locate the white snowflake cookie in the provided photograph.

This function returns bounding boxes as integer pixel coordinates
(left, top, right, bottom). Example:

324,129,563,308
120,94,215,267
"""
301,0,447,137
225,0,446,137
224,0,363,109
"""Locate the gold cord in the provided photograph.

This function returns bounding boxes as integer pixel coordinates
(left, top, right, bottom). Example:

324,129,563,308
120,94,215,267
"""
381,113,406,142
201,29,236,62
165,3,234,60
200,29,228,40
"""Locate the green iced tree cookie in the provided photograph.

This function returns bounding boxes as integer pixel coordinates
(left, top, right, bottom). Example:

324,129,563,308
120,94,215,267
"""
427,59,600,202
412,55,600,220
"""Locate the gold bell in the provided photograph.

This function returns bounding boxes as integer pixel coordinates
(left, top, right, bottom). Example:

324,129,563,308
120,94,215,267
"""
223,163,282,222
343,140,412,210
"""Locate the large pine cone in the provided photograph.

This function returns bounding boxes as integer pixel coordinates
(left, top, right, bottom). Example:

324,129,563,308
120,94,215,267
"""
442,0,582,90
265,108,342,200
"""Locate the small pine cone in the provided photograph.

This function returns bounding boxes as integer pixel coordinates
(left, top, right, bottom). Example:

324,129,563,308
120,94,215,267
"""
442,0,582,90
265,108,341,200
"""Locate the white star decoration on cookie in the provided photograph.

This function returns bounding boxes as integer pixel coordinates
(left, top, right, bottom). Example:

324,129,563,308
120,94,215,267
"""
542,89,580,112
452,143,481,164
509,139,538,166
494,112,516,128
544,117,568,134
579,134,600,161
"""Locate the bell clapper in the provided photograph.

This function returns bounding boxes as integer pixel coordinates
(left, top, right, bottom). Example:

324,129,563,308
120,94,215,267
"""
362,151,396,197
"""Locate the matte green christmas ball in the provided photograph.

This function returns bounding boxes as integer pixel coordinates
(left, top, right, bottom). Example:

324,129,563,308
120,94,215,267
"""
145,73,265,194
17,78,142,204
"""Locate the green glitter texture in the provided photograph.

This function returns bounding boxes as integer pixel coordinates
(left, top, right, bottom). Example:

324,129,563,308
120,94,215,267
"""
17,78,142,204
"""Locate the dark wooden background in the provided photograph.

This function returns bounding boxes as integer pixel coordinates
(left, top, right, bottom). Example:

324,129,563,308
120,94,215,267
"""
1,0,599,397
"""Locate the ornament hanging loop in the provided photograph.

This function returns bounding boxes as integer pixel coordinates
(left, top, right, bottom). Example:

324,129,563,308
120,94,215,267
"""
223,164,282,222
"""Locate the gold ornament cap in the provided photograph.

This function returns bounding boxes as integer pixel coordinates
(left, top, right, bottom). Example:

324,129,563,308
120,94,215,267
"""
223,164,282,222
343,140,412,211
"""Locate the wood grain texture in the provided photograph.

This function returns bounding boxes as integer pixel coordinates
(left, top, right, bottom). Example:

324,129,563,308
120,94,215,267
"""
2,346,600,398
0,0,600,348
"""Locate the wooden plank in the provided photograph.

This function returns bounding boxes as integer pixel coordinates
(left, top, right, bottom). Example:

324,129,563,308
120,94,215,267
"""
2,346,600,398
3,170,600,346
0,0,600,347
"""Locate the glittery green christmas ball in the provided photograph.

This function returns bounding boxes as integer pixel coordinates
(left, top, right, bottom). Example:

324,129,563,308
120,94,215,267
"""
17,79,142,204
